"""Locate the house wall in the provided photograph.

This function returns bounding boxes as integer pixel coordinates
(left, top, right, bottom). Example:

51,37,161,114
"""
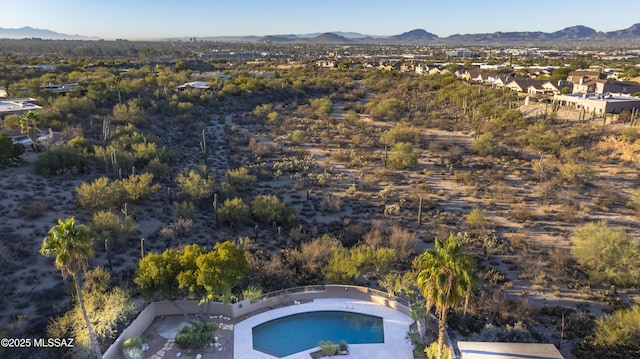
554,94,640,114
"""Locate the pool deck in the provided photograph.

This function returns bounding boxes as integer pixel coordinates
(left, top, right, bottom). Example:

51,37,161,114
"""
234,298,414,359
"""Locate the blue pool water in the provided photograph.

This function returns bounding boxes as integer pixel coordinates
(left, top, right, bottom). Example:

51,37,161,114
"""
252,310,384,357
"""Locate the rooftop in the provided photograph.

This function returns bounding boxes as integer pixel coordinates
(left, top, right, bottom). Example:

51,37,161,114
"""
556,93,640,103
0,98,42,115
457,341,564,359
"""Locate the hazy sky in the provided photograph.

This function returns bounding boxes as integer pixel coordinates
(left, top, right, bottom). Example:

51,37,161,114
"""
2,0,639,40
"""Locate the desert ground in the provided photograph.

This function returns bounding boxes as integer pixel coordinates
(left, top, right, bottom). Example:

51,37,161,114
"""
1,81,639,359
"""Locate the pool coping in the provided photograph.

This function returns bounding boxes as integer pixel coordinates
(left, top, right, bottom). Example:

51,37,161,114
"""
233,298,414,359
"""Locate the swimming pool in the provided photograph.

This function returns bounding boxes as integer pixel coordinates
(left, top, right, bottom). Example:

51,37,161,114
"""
252,310,384,357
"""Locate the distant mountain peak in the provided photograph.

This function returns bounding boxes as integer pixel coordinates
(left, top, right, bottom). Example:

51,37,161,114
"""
310,32,352,43
391,28,438,41
0,26,90,39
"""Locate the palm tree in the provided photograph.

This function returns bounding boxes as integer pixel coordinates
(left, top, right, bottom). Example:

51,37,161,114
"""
40,217,103,359
414,234,477,359
19,111,40,153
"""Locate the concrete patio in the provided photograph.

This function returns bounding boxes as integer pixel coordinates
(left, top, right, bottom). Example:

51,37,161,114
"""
233,298,414,359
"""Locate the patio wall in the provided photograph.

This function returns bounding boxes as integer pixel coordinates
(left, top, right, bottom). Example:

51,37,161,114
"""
103,285,438,359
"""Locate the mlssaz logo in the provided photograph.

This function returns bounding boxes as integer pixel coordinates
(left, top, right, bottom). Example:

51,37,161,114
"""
34,338,75,348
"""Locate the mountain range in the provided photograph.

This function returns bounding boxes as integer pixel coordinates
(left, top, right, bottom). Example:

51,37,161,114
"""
1,24,640,44
0,26,94,40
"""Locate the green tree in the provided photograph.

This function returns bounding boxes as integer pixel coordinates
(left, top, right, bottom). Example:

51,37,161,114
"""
381,123,421,146
593,305,640,346
176,168,215,204
310,97,333,116
113,100,146,125
76,177,122,211
389,142,418,169
0,134,24,166
40,218,103,359
120,172,160,202
226,167,257,189
134,249,180,300
35,143,90,176
91,210,138,247
323,245,397,284
571,221,640,287
251,194,297,227
414,235,477,359
216,198,250,227
196,241,248,302
471,132,498,156
19,110,40,152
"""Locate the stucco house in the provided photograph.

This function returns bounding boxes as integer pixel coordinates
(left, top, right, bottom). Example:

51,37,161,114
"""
505,78,545,94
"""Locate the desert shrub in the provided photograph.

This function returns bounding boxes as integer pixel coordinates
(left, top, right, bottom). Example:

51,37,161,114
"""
252,103,273,118
76,177,123,211
508,203,534,222
273,154,317,174
175,322,218,350
483,267,509,286
425,341,452,359
176,168,215,203
48,267,135,357
627,188,640,213
620,126,639,143
249,138,276,157
0,134,24,166
18,200,52,219
389,142,418,169
291,129,306,144
364,228,386,248
285,235,341,277
113,100,147,125
120,172,160,202
144,158,170,178
241,285,263,301
593,305,640,346
251,194,297,227
2,114,21,129
91,210,138,246
491,109,527,134
122,336,143,359
465,208,487,232
381,123,421,145
388,225,416,258
216,197,250,227
471,132,498,156
35,143,90,176
226,167,257,189
219,182,239,201
173,201,196,219
571,221,640,287
160,218,194,239
559,161,594,186
384,203,401,215
67,136,94,153
310,97,333,116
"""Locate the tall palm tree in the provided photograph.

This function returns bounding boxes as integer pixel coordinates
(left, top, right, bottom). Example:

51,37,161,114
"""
40,217,103,359
414,234,477,359
19,111,40,153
